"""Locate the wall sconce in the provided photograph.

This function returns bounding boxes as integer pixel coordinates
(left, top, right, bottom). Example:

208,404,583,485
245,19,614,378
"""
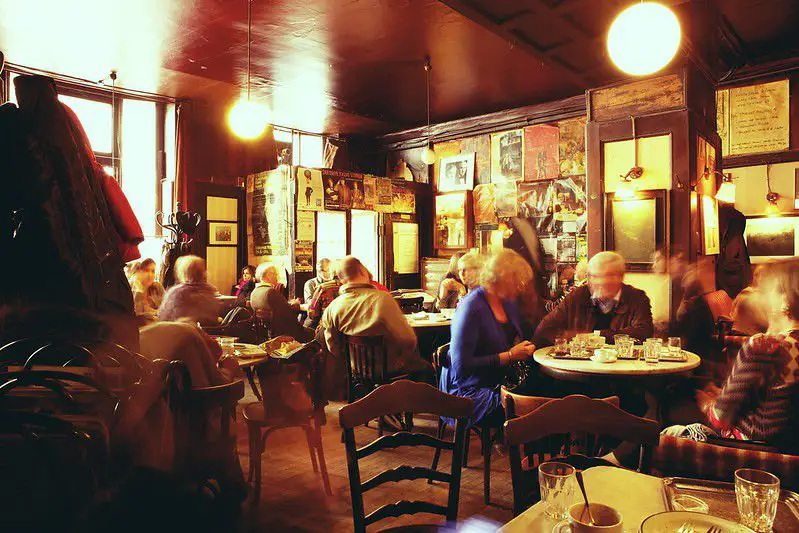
765,164,780,217
616,116,643,199
715,173,736,203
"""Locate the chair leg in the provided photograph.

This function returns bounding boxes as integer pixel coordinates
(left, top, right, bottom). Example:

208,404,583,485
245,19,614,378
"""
246,425,257,483
244,368,262,401
314,422,333,496
253,433,264,502
304,425,319,473
463,429,471,468
403,412,414,431
429,418,446,484
482,427,491,505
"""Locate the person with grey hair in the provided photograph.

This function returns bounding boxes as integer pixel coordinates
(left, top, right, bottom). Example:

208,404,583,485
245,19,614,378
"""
158,255,220,326
535,251,653,343
251,262,313,342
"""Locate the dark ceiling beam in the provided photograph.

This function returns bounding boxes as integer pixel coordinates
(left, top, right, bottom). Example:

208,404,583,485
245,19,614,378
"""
437,0,593,87
497,9,533,27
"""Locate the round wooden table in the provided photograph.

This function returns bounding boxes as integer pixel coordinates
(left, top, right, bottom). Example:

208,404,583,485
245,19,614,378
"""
533,346,700,382
234,343,269,369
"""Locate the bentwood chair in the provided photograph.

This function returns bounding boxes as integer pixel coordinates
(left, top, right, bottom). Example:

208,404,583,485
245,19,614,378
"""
504,394,660,516
429,343,503,505
343,335,412,434
243,342,332,500
339,380,472,533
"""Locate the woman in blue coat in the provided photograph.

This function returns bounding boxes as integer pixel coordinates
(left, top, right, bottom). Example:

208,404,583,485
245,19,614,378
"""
440,249,537,426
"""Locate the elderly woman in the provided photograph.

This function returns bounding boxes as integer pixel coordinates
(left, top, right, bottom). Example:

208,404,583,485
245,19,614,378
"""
437,252,466,310
440,249,536,426
457,251,484,292
129,258,165,323
158,255,220,326
250,262,314,342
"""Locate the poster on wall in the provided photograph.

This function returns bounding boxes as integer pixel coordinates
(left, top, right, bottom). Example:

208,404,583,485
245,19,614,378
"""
295,240,314,272
247,168,289,257
495,181,518,217
557,235,577,262
296,210,315,241
435,193,468,250
392,222,419,274
490,129,524,183
363,176,377,210
524,124,560,181
351,177,367,209
702,195,720,255
554,176,587,234
296,167,324,211
438,153,475,192
724,79,790,156
518,181,555,234
323,171,354,210
391,179,416,214
375,178,394,212
716,89,731,155
745,216,798,262
558,117,586,176
473,184,498,224
209,222,237,245
576,234,588,263
541,236,557,260
460,135,491,185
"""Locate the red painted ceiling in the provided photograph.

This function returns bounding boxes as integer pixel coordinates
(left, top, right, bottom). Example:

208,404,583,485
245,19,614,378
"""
0,0,797,134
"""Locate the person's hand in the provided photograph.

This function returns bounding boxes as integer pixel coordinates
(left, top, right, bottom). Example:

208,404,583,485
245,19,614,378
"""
509,341,536,362
289,298,301,306
696,387,718,415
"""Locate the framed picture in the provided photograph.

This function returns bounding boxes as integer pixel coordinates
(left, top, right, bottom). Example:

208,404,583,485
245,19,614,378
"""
438,153,475,192
745,215,799,263
435,192,472,250
701,194,720,255
604,191,666,270
490,129,524,183
209,222,238,245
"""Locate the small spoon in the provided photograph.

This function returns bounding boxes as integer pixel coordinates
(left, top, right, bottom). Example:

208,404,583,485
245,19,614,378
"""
575,470,595,526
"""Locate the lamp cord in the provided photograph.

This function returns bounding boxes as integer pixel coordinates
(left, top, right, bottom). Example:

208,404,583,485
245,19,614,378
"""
247,0,252,101
425,56,431,143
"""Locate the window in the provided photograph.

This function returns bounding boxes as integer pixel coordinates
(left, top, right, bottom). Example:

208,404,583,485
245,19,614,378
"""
316,211,347,264
299,133,324,168
58,95,114,154
273,126,325,168
350,210,379,280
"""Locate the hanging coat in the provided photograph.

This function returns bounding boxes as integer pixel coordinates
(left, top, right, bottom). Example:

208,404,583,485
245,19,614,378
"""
716,203,752,299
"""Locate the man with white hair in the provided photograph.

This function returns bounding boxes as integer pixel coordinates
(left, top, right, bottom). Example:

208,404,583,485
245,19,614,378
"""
250,262,313,342
535,251,653,343
303,257,332,303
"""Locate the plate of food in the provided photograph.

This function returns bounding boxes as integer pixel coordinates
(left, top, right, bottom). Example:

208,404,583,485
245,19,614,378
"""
260,336,311,358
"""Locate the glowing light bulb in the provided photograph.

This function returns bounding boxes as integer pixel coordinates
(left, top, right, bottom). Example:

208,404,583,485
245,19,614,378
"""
421,147,437,165
715,181,736,204
228,98,269,140
616,181,636,199
765,202,780,218
608,2,682,76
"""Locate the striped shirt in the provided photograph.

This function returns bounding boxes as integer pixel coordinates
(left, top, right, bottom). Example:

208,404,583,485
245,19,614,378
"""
711,330,799,448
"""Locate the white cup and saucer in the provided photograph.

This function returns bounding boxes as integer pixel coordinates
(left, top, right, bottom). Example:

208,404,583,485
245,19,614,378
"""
590,348,618,364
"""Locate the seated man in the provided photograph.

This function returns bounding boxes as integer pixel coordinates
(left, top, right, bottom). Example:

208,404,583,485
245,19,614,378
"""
535,251,654,344
303,257,332,303
250,262,314,342
304,266,342,330
319,256,431,380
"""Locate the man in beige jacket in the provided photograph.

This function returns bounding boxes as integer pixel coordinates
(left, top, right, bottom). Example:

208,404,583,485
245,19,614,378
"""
319,256,432,380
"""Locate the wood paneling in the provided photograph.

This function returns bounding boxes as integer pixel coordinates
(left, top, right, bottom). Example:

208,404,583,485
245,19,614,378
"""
588,74,685,123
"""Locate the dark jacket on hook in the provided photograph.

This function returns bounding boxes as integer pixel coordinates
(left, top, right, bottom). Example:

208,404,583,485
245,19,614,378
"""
716,204,752,299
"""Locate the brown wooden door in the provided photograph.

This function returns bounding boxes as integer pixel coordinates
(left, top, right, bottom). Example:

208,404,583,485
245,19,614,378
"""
194,182,246,295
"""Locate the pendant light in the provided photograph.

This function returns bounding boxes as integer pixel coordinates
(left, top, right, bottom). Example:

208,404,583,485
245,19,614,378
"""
607,2,682,76
421,56,437,166
228,0,269,139
765,164,781,217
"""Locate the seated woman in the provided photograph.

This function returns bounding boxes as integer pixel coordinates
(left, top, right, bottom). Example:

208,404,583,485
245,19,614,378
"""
232,265,256,303
436,252,466,310
457,251,484,293
250,262,314,342
129,258,165,324
664,258,799,452
730,287,769,336
158,255,220,327
440,249,536,427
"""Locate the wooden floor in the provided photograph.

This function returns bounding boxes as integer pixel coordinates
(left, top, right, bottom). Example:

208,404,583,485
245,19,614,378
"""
235,385,515,533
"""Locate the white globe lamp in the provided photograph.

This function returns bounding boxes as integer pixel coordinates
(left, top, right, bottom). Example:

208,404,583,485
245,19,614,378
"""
608,2,682,76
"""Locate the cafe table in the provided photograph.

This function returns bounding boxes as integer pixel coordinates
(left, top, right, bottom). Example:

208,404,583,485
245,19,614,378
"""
406,312,452,361
231,343,269,399
499,466,666,533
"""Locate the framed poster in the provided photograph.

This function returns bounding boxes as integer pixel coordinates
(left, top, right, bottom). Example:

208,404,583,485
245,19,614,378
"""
209,222,237,245
296,210,315,241
490,129,524,183
295,240,313,272
296,167,324,211
701,194,720,255
744,215,799,263
323,173,353,210
524,124,559,181
392,179,416,214
558,117,586,177
435,192,471,250
604,191,666,270
519,181,555,234
438,153,475,192
494,181,518,218
473,184,498,224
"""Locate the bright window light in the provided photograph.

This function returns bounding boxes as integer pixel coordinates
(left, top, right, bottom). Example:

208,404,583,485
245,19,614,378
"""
58,94,113,153
121,99,157,236
299,134,324,168
317,211,347,264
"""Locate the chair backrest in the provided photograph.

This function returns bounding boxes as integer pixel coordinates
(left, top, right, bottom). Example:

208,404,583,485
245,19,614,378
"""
431,343,450,384
703,290,734,322
339,380,473,533
343,335,388,403
396,296,424,314
504,394,659,515
254,342,327,421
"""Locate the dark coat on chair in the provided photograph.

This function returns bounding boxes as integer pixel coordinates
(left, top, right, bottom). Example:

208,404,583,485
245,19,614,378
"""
535,283,654,344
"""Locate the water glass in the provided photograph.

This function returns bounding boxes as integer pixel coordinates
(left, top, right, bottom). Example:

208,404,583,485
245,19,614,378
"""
570,337,586,358
217,336,235,356
554,337,569,356
643,338,662,365
538,461,575,521
736,468,780,532
667,337,683,359
614,334,634,359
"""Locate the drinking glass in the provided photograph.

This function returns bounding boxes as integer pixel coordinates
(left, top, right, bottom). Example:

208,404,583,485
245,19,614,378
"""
538,461,575,521
736,468,780,532
614,335,633,359
554,337,569,356
644,338,662,365
570,337,586,358
218,336,235,356
667,337,683,359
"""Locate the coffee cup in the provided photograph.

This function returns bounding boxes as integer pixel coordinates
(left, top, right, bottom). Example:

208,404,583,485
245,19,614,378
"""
592,348,617,363
553,503,623,533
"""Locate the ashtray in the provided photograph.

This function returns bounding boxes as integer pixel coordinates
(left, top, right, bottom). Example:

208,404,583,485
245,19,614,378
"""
671,494,709,513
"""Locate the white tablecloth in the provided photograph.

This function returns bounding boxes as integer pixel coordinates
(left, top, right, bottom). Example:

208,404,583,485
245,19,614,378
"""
499,466,666,533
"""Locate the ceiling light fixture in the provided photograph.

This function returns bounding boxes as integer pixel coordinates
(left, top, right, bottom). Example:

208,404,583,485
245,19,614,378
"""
228,0,269,140
421,56,437,166
607,2,682,76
